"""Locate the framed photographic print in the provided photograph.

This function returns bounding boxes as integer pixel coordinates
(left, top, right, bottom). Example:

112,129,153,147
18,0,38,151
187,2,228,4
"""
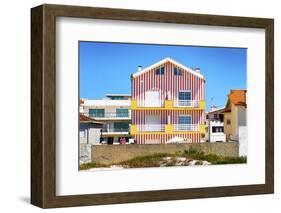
31,4,274,208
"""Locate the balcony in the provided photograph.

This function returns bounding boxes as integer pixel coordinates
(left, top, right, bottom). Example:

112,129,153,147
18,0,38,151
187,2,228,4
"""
173,124,199,132
131,100,205,110
135,124,165,132
86,112,131,120
135,100,164,108
130,124,205,134
101,127,129,135
173,100,199,108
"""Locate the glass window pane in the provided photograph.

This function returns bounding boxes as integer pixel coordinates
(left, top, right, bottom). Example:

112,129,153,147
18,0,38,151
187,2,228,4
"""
155,68,160,75
114,122,129,131
174,67,182,75
179,91,191,100
160,66,165,74
89,109,104,117
116,108,128,117
179,116,191,124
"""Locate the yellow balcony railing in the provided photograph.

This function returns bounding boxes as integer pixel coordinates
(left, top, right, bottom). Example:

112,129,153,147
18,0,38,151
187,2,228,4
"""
199,124,206,134
130,124,206,135
165,124,173,133
131,100,205,110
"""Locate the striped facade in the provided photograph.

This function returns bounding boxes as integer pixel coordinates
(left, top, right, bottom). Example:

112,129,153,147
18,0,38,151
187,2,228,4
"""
132,61,205,103
131,58,206,144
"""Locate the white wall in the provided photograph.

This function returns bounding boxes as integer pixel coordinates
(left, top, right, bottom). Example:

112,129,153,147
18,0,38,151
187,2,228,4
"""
237,106,247,127
89,128,101,145
0,0,280,212
238,126,248,157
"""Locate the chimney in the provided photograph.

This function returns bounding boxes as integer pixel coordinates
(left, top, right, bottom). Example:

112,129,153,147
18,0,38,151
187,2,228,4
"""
194,67,200,73
138,65,142,71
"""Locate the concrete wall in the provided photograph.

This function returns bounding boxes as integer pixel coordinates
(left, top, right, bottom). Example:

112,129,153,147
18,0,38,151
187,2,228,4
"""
79,123,89,144
80,143,92,164
237,106,247,127
92,142,238,165
238,126,247,157
89,128,101,145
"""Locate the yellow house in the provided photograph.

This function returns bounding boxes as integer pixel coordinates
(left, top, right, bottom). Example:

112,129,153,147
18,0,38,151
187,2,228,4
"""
222,90,247,141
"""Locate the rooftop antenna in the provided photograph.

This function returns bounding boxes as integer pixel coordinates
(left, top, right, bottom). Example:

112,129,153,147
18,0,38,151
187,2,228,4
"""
210,97,216,109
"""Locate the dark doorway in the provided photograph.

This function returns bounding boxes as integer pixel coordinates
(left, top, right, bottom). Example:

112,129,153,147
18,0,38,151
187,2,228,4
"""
107,137,114,144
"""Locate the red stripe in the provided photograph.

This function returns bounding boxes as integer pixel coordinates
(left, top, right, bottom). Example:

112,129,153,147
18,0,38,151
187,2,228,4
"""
132,61,204,144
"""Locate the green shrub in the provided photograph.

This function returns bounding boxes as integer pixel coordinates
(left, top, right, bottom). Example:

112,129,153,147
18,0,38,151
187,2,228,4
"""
79,162,108,170
80,150,247,170
183,149,247,164
120,153,171,168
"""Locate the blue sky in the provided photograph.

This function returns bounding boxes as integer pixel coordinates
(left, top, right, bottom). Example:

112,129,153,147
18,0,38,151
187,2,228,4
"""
79,41,246,111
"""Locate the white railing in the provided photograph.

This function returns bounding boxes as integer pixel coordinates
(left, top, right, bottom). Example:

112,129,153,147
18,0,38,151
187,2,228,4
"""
174,100,199,107
173,124,199,131
85,112,130,119
138,100,164,107
137,124,165,132
101,128,129,134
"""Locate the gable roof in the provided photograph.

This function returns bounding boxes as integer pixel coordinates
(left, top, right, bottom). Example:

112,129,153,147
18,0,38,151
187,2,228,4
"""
228,90,247,106
132,57,204,79
223,90,247,112
207,107,225,115
80,114,103,124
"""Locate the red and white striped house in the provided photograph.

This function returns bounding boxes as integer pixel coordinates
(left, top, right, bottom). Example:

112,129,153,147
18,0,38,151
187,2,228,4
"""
130,58,206,144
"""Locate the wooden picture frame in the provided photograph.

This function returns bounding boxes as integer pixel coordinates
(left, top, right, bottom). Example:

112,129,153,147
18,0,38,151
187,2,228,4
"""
31,4,274,208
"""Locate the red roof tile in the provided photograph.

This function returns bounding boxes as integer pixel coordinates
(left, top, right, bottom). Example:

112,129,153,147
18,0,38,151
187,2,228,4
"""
228,90,247,106
80,114,92,122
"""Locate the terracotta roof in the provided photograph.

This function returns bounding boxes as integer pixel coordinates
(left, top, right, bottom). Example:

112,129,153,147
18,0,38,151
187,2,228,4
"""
223,90,247,113
79,114,103,124
80,114,92,122
228,90,247,106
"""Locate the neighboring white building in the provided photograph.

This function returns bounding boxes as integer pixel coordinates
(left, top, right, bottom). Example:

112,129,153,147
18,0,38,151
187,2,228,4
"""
81,94,132,144
206,107,226,142
79,114,104,145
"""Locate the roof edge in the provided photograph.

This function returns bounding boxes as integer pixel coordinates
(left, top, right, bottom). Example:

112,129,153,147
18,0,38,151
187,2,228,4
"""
132,57,204,79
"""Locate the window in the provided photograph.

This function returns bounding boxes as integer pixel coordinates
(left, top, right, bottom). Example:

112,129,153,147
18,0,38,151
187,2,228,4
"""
160,66,165,74
174,67,182,76
116,108,129,117
178,115,192,131
79,130,85,138
179,91,191,100
156,66,165,75
214,113,218,120
114,122,129,132
179,115,191,124
219,114,224,122
212,126,224,133
89,109,104,117
206,114,209,119
111,96,125,100
227,119,231,125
